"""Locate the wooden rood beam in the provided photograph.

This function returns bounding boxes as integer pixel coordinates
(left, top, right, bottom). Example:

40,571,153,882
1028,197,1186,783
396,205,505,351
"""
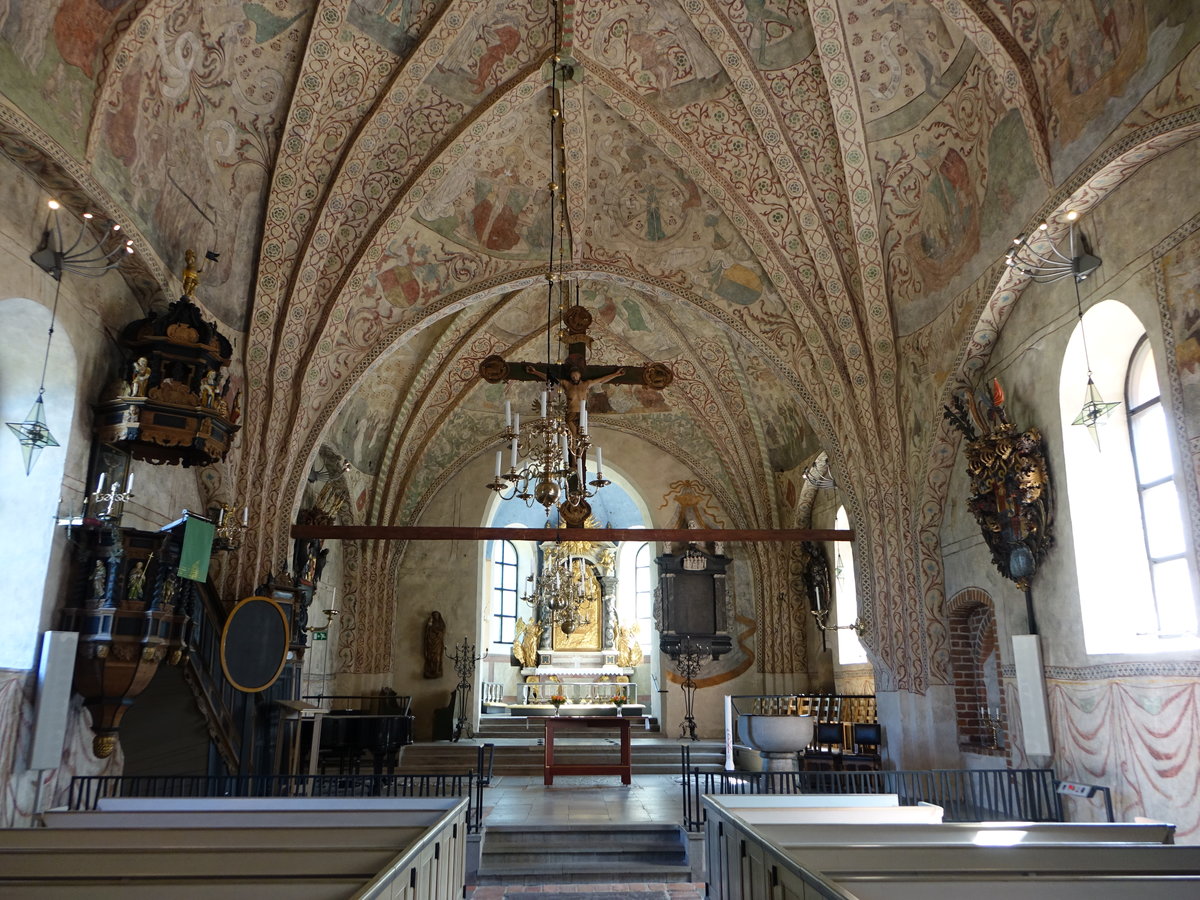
288,525,854,543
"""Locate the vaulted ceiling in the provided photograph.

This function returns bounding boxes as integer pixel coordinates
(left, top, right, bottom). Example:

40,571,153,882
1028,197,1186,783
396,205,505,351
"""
4,1,1197,688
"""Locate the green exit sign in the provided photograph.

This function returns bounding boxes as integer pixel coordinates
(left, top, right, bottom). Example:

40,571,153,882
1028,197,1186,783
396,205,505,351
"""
312,630,328,641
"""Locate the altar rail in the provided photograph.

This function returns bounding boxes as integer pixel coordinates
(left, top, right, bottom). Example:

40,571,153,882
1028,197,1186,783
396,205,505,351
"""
520,680,638,705
679,747,1076,831
68,771,486,833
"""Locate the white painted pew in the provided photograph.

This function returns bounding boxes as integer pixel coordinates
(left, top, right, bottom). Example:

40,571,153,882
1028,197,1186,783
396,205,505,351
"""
703,794,1191,900
1,796,467,900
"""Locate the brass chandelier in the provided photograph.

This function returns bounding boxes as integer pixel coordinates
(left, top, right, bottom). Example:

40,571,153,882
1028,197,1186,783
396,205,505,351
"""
522,543,598,635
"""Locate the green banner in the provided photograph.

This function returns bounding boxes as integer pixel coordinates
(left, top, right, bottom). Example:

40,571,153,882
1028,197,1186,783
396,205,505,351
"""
178,517,215,582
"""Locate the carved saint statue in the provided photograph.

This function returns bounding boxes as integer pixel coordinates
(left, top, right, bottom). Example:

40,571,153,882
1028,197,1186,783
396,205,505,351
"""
129,357,150,397
89,560,107,604
199,369,219,408
423,610,446,679
127,561,148,602
181,249,203,297
513,617,542,669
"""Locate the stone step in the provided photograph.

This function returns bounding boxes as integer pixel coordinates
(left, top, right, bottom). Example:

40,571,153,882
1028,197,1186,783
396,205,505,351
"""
476,824,692,885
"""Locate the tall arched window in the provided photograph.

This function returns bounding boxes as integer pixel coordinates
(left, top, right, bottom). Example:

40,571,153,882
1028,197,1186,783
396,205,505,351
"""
1126,337,1196,636
1061,300,1198,652
834,506,867,664
633,542,654,646
491,539,519,645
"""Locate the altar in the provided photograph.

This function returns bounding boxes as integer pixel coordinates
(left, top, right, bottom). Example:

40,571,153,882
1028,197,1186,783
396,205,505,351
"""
543,715,633,785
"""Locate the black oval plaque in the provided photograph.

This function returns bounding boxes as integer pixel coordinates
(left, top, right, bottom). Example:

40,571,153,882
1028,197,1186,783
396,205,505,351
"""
220,596,290,693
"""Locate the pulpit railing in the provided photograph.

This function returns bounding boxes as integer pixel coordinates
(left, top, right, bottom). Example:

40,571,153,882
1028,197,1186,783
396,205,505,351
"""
679,746,1068,831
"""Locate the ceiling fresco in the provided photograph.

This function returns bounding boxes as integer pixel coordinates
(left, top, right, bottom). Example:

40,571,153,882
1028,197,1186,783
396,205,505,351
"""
3,0,1198,691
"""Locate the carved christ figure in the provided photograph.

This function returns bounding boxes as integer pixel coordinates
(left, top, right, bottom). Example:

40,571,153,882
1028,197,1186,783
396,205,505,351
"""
526,364,625,441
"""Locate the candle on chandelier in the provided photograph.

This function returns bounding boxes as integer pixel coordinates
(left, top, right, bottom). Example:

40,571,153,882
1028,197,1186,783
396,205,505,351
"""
125,471,134,493
513,412,520,436
504,400,512,428
95,472,106,494
595,447,602,473
560,433,568,461
494,451,502,477
510,436,519,468
579,404,588,433
540,390,547,417
576,455,583,484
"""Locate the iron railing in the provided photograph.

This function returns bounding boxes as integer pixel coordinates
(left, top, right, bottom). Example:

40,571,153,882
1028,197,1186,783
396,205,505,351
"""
68,771,486,833
680,746,1073,831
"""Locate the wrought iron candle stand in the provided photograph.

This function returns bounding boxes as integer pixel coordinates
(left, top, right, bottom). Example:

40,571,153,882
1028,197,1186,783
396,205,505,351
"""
674,636,710,742
447,637,482,742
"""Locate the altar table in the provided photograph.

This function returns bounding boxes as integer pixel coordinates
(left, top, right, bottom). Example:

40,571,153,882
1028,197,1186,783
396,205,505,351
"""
543,715,632,785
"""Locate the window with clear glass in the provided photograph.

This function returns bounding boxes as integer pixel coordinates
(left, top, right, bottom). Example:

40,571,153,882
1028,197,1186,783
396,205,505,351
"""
634,542,654,646
834,506,867,664
492,539,519,644
1126,338,1197,636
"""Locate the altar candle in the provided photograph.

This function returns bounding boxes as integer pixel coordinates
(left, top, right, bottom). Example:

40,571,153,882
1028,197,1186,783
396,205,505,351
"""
494,451,502,477
579,404,588,433
504,400,512,428
95,472,105,494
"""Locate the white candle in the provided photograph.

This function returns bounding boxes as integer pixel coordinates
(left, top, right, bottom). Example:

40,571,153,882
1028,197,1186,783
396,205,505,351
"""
510,437,518,467
577,455,583,483
494,451,502,477
595,447,602,472
540,391,547,417
579,404,587,433
125,470,134,493
242,506,249,526
96,472,105,493
561,434,568,460
513,412,520,435
218,507,226,526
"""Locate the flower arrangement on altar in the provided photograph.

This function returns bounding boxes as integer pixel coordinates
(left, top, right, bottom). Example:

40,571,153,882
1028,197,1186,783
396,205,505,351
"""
550,692,567,706
612,691,627,707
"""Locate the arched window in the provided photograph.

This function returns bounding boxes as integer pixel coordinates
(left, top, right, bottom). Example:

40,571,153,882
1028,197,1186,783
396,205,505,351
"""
0,297,77,670
633,542,654,646
1126,337,1196,636
1060,300,1198,652
491,539,520,645
834,506,867,664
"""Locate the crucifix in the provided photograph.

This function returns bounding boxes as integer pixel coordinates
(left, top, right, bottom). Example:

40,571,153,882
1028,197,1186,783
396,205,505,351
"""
479,303,674,525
